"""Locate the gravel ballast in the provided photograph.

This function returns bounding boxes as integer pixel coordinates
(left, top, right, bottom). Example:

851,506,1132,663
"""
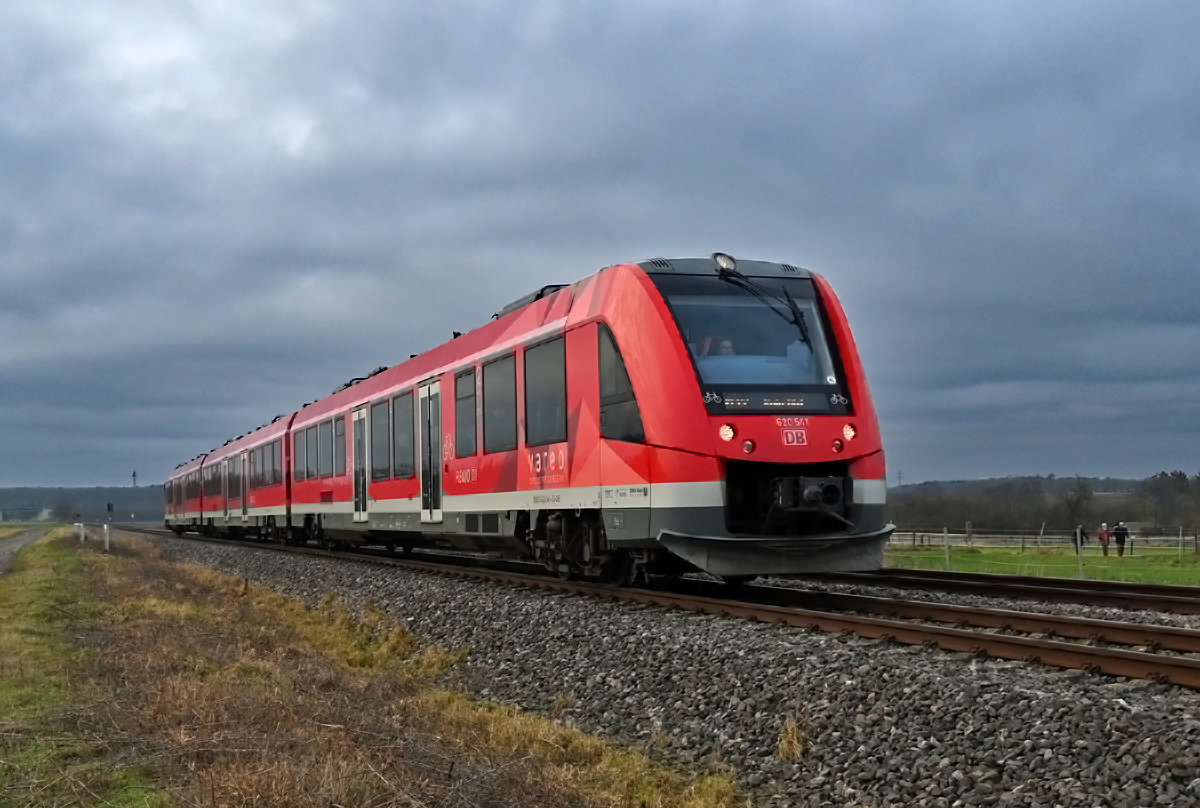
152,537,1200,807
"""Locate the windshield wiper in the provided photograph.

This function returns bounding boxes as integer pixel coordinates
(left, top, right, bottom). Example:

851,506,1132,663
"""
716,266,811,348
782,286,811,348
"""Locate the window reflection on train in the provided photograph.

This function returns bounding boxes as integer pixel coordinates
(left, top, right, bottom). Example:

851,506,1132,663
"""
655,275,839,388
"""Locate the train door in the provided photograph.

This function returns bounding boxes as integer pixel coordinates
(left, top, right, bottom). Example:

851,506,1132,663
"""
418,383,443,523
240,452,249,522
222,459,229,521
352,409,368,522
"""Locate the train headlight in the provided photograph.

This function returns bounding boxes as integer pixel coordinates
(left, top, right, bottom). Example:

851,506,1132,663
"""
742,440,755,454
713,252,737,272
832,439,845,453
718,424,736,442
842,424,856,441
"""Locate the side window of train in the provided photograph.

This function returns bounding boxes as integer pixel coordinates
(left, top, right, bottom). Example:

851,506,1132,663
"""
306,426,319,480
370,400,391,481
273,440,282,485
334,415,347,476
525,337,567,446
393,393,415,477
455,370,477,457
294,433,306,482
250,451,258,490
318,420,334,477
483,355,517,453
598,325,646,443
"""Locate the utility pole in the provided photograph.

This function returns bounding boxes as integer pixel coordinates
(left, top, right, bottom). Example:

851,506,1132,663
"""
132,470,137,488
896,470,903,488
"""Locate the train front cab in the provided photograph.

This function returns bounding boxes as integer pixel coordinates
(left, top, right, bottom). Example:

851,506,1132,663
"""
598,257,892,578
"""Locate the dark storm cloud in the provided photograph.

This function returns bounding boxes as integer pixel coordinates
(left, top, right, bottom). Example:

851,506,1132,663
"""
1,1,1199,486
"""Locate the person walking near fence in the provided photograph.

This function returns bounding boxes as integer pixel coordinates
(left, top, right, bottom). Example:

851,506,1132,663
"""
1114,522,1129,557
1097,523,1111,556
1073,524,1088,554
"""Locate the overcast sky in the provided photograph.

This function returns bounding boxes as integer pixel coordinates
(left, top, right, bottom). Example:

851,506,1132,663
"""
2,1,1198,487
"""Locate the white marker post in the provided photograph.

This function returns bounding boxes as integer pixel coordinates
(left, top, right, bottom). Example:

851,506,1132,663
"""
942,527,950,571
103,524,110,553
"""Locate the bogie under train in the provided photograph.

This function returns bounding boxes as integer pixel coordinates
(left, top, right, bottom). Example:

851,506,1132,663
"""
165,254,892,582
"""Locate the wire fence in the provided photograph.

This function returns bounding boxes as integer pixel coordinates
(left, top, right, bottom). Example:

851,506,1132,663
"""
890,525,1200,553
886,526,1200,579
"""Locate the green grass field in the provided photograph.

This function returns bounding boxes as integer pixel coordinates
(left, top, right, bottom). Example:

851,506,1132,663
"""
885,545,1200,586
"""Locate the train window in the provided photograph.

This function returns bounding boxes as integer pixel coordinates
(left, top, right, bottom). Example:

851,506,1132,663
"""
392,393,415,478
334,415,346,476
305,426,318,480
455,371,476,457
318,420,334,477
370,400,391,481
524,337,567,446
599,325,645,443
227,460,238,501
272,440,282,486
483,355,517,453
651,273,840,389
294,433,306,482
250,450,259,490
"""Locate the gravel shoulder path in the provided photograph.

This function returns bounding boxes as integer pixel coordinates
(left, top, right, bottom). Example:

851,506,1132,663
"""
0,528,46,576
153,536,1200,808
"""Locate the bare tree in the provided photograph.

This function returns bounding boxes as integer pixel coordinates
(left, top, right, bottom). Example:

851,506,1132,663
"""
1060,476,1094,527
51,502,76,522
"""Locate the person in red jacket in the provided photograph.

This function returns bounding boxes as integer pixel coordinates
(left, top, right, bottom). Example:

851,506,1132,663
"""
1097,522,1111,556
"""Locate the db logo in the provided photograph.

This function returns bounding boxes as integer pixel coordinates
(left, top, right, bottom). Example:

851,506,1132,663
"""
781,428,808,446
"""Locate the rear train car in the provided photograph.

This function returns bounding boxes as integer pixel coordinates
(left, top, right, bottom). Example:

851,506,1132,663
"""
166,254,891,582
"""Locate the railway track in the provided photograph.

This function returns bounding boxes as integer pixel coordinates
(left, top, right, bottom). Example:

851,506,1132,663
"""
115,525,1200,689
796,568,1200,613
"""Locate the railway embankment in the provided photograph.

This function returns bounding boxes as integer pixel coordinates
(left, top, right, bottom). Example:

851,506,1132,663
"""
152,534,1200,808
0,529,737,807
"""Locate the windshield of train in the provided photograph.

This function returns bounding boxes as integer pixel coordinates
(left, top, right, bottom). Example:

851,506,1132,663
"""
650,274,840,388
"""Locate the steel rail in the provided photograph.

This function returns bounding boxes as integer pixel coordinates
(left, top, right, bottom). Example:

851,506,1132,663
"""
671,580,1200,654
795,569,1200,614
804,567,1200,598
120,527,1200,688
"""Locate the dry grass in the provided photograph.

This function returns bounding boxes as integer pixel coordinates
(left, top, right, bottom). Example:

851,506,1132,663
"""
775,716,806,761
3,530,743,807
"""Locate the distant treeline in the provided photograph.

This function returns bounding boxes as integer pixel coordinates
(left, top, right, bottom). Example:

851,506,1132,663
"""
889,472,1200,533
0,486,164,522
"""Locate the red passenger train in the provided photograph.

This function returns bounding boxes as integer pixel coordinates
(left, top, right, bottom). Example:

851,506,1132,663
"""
165,254,892,582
